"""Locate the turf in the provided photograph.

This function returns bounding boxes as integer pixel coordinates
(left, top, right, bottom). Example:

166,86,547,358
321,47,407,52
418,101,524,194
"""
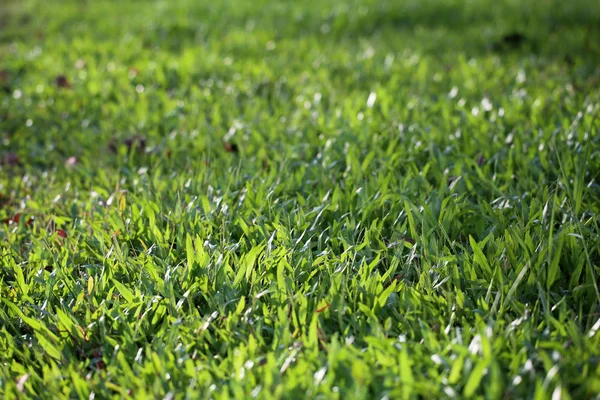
1,0,600,398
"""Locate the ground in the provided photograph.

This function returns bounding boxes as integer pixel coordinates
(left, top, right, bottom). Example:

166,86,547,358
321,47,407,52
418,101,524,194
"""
1,0,600,398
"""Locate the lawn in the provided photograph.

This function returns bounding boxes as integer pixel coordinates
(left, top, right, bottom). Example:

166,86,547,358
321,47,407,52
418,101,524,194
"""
1,0,600,398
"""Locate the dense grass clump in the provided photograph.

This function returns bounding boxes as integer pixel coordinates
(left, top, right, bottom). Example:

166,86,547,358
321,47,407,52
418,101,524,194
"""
1,0,600,398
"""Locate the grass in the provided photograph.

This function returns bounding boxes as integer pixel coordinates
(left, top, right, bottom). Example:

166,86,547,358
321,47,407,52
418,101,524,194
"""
1,0,600,398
